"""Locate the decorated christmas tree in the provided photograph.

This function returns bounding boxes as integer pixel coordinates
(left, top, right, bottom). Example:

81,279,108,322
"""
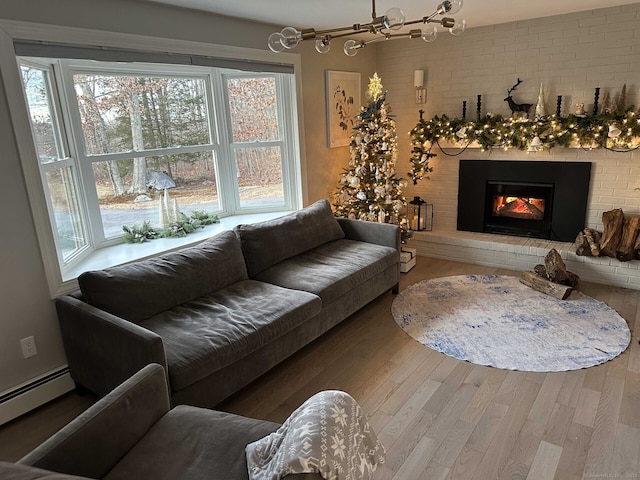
334,73,410,239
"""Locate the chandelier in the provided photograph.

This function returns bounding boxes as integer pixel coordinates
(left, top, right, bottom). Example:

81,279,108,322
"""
268,0,466,56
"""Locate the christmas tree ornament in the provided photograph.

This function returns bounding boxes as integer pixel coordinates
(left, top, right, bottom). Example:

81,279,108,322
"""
535,83,546,118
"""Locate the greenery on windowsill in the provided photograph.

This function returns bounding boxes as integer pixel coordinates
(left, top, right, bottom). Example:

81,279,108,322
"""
122,210,220,243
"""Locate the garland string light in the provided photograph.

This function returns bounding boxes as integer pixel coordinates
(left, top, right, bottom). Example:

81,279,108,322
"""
409,109,640,158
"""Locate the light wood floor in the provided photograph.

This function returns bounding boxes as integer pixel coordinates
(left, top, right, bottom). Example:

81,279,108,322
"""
1,257,639,479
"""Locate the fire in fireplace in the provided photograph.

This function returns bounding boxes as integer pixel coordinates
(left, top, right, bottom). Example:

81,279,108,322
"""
484,181,554,238
457,160,591,242
493,196,545,220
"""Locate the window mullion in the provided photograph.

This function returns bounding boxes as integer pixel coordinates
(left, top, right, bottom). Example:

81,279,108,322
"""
279,74,300,210
85,144,216,163
212,70,238,214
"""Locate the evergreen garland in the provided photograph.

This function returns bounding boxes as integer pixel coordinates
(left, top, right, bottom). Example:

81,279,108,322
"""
334,73,410,240
411,108,640,153
408,110,436,184
122,210,220,243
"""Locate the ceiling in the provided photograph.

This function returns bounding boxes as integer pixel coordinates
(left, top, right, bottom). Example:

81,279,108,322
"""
145,0,638,31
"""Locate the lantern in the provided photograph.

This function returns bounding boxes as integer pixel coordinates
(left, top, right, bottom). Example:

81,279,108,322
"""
408,196,433,231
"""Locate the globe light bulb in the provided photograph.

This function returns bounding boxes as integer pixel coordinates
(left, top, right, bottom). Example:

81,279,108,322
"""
344,39,361,56
444,0,463,15
449,19,466,36
315,37,331,54
280,26,302,49
267,32,285,53
421,25,438,42
383,7,406,30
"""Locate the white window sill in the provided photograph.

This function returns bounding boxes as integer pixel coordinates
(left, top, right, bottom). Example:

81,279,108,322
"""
58,211,292,297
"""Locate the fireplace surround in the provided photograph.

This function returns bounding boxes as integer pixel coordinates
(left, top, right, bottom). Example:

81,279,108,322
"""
457,160,591,242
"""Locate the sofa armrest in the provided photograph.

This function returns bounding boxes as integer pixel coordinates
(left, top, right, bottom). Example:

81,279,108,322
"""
336,218,401,251
56,295,168,397
20,364,170,479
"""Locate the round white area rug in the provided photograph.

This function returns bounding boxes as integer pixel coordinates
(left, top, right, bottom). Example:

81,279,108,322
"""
392,274,631,372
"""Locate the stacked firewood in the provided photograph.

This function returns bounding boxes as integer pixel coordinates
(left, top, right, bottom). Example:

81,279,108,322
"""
519,248,579,300
575,208,640,262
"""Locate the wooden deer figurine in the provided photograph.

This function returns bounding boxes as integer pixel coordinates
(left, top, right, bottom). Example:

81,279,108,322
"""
504,78,533,117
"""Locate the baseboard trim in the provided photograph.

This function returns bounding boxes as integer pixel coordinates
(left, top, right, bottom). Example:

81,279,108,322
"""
0,367,74,426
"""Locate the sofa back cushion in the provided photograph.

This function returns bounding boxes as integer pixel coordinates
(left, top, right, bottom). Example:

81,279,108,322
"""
234,199,345,277
78,230,248,323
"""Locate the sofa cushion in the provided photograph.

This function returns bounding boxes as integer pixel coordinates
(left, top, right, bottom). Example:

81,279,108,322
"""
140,280,322,391
254,239,399,305
234,199,345,277
103,406,280,480
78,230,248,323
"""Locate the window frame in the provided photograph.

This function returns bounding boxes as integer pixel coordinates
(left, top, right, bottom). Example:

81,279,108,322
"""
0,20,306,297
57,61,225,247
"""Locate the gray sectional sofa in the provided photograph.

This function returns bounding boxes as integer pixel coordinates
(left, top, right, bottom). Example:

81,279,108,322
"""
56,199,400,408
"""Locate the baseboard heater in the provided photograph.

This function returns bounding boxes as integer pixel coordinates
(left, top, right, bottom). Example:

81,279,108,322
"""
0,367,74,426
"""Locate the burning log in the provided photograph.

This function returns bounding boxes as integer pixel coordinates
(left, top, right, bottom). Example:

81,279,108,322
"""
495,197,544,220
616,215,640,262
600,208,624,258
520,271,572,300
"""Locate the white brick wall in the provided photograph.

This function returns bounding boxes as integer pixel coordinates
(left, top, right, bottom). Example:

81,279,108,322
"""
373,3,640,288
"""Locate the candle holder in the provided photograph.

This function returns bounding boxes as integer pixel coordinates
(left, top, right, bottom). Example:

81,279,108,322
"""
408,196,433,231
556,95,562,117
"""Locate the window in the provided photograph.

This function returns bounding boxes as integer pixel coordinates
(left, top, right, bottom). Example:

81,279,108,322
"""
21,62,89,264
18,57,301,282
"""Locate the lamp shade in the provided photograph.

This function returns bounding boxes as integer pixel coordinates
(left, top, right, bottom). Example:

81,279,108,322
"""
414,70,425,88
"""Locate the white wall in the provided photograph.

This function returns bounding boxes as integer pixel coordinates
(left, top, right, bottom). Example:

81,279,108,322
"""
374,3,640,233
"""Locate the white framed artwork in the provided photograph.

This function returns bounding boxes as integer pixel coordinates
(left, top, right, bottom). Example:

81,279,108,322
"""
325,70,361,148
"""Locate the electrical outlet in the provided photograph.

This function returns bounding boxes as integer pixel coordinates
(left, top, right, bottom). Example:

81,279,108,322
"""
20,336,37,359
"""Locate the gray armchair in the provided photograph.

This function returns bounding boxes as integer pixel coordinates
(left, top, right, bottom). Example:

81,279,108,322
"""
0,364,322,480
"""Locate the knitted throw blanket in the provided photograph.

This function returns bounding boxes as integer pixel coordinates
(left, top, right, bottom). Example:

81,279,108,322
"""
246,390,385,480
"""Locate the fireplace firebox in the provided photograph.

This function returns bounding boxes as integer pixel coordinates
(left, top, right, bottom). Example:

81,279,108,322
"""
458,160,591,242
484,181,554,238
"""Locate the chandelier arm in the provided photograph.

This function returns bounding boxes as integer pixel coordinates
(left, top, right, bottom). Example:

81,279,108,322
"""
312,25,370,36
404,17,440,27
363,31,414,46
318,30,372,41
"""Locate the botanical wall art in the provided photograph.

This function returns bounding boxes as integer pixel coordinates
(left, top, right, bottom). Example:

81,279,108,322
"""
326,70,361,148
